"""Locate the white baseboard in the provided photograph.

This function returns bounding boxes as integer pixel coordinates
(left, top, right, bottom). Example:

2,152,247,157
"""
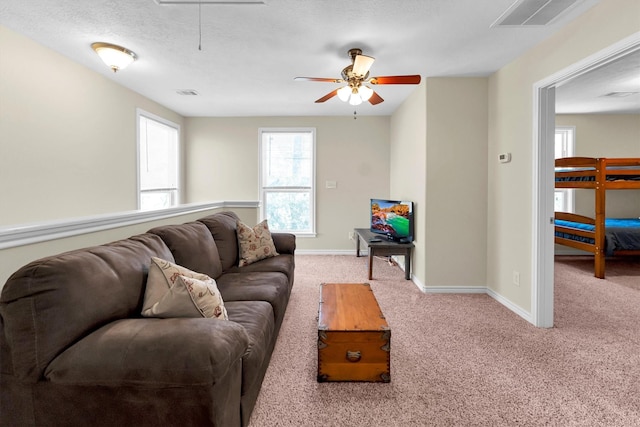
486,288,533,323
295,252,534,325
422,286,487,294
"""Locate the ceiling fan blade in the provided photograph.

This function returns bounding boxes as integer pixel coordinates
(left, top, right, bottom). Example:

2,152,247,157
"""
368,91,384,105
369,75,421,85
295,77,343,83
352,54,375,77
315,89,339,103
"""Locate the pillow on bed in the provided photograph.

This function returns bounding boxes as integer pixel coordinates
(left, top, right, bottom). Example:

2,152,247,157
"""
142,257,228,320
237,219,279,267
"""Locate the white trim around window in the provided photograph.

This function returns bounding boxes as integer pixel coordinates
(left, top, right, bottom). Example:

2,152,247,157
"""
136,109,181,210
258,128,316,236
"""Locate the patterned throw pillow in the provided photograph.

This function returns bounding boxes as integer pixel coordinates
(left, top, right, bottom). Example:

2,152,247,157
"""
142,257,228,320
237,220,279,267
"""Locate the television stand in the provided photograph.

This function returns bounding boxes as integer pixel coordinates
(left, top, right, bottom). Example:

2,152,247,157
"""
354,228,414,280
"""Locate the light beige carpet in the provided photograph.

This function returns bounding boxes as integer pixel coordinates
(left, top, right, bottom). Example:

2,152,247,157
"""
249,254,640,427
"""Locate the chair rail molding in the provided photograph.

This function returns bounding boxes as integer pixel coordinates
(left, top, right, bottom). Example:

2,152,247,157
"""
0,200,259,249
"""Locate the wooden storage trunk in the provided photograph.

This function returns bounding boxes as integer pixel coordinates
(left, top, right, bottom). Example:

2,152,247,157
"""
317,283,390,382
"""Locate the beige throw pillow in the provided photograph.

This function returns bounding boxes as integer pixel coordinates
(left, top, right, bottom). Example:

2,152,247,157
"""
237,220,279,267
142,257,228,320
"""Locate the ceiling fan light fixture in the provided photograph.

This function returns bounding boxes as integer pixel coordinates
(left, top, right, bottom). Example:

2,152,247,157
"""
348,88,363,106
337,86,351,102
91,42,137,72
358,85,373,102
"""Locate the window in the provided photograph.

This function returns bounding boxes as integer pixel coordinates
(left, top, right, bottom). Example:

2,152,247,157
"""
259,128,315,235
554,126,575,213
137,109,180,211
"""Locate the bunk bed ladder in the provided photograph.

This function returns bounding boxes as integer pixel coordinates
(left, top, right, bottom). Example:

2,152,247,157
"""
594,158,606,279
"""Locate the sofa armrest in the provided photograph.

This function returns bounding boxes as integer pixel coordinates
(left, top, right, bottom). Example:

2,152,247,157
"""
271,233,296,255
44,318,249,387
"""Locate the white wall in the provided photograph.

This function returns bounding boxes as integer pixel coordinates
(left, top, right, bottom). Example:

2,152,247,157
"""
556,114,640,217
487,0,640,313
0,25,185,226
185,116,391,252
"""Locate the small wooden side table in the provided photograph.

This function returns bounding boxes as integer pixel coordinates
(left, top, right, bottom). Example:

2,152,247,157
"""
354,228,414,280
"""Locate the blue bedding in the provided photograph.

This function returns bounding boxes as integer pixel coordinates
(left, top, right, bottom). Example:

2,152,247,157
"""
555,166,640,182
555,218,640,255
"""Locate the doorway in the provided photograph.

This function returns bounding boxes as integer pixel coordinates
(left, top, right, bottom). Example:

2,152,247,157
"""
532,34,640,328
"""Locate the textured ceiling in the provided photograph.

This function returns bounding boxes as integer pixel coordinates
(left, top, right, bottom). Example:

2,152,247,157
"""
556,49,640,114
1,0,636,117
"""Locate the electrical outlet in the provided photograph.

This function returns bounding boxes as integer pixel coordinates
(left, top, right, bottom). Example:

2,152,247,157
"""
513,271,520,286
348,231,355,240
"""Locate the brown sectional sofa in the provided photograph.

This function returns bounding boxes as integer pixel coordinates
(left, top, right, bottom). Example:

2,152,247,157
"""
0,211,295,427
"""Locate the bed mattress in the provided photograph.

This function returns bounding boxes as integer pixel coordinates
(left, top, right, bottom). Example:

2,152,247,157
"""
555,218,640,255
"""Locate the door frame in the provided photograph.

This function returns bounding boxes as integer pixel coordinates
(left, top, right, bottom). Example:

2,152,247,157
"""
531,32,640,328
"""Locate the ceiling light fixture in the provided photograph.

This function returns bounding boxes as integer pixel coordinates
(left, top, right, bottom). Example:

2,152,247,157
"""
338,84,374,106
91,42,137,73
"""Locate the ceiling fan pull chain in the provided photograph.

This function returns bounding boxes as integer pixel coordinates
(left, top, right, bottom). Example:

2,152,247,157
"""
353,110,357,120
198,2,202,51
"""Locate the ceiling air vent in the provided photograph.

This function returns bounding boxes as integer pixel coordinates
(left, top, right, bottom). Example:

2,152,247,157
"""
491,0,583,27
176,89,199,96
601,92,639,98
155,1,264,4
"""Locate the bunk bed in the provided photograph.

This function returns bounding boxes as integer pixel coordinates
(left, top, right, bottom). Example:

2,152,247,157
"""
554,157,640,279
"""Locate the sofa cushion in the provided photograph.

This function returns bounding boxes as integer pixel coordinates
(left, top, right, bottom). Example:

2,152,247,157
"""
147,222,223,279
197,212,240,272
237,220,279,267
142,258,228,320
44,318,248,386
0,234,174,382
224,301,275,395
216,272,290,328
225,253,295,291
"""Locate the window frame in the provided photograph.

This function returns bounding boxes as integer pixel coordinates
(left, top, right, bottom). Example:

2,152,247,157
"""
258,127,316,236
136,108,181,211
554,126,576,213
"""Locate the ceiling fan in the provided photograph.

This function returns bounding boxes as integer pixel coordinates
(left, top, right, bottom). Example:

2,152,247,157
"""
295,48,421,106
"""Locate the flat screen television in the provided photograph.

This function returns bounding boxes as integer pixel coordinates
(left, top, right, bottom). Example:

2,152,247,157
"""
370,199,414,242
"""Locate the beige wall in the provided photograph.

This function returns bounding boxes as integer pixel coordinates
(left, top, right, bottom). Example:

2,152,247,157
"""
185,116,391,252
389,77,488,289
390,82,427,284
425,78,488,288
556,114,640,217
488,0,640,312
0,25,185,226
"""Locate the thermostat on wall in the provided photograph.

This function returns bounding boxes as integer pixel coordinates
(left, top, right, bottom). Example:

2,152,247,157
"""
499,153,512,163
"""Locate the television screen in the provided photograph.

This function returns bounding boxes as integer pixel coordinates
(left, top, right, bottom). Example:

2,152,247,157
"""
370,199,413,242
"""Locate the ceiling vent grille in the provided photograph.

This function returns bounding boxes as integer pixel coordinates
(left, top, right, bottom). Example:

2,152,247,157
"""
176,89,199,96
154,1,264,4
491,0,583,27
601,92,639,98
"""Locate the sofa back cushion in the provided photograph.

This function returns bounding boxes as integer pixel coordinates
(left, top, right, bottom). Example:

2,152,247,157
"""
147,222,223,279
197,212,240,272
0,233,173,382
